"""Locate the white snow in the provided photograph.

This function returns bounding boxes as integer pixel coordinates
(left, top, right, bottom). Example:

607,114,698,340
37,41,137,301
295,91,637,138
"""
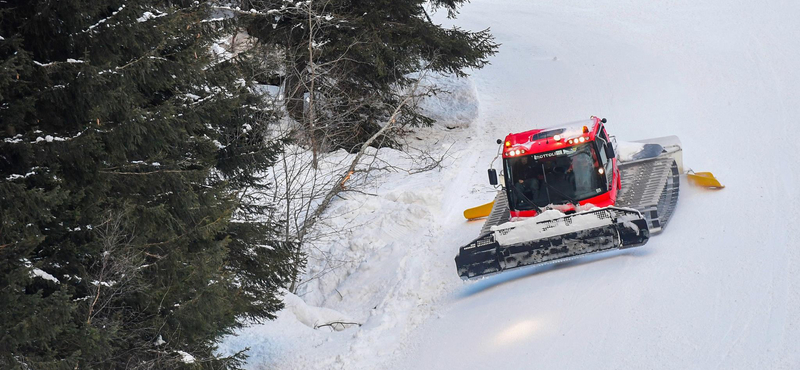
83,5,126,33
283,292,357,331
417,73,479,129
218,0,800,369
616,141,646,162
91,280,117,288
6,171,35,181
3,134,23,143
175,351,195,364
31,268,60,284
136,11,166,23
492,208,616,246
30,132,80,144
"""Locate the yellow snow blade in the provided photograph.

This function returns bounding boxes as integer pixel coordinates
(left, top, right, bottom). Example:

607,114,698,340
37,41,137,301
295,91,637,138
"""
464,201,495,220
687,171,724,189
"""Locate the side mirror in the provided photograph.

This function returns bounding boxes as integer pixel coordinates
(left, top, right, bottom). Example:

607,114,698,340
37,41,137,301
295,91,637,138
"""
605,143,616,159
488,169,498,185
496,139,502,145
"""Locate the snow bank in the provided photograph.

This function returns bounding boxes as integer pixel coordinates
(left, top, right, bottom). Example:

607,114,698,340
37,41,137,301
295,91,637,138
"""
417,73,479,129
283,292,356,331
218,120,469,369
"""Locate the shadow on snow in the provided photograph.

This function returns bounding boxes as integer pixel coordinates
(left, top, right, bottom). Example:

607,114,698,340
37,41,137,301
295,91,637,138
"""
455,247,654,299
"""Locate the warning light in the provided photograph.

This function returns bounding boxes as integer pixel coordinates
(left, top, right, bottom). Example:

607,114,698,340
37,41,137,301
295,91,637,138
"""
583,126,589,133
505,141,511,147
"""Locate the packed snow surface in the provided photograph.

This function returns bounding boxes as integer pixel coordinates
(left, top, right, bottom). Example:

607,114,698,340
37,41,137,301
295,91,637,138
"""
219,0,800,369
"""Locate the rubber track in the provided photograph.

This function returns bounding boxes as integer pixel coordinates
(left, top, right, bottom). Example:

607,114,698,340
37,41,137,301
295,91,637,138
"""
480,190,510,235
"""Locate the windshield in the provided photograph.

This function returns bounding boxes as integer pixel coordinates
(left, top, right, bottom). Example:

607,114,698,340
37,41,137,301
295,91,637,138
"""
504,143,606,210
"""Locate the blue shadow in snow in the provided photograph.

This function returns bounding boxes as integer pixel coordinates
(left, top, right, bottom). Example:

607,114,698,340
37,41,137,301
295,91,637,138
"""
455,247,653,299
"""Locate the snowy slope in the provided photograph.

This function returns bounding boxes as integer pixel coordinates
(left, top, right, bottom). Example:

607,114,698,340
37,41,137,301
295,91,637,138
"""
219,1,800,369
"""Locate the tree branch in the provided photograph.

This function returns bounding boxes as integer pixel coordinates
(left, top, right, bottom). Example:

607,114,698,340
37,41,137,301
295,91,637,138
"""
296,76,425,241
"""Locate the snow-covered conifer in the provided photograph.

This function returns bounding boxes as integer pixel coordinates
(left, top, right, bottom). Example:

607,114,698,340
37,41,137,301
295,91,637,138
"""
0,1,298,368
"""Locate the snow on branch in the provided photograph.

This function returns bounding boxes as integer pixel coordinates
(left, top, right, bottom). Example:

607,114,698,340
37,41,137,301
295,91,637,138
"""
136,10,167,23
175,351,196,364
21,259,61,284
32,59,86,67
3,129,88,147
211,6,267,16
5,171,36,181
3,134,23,143
82,5,126,33
29,131,85,144
31,268,61,284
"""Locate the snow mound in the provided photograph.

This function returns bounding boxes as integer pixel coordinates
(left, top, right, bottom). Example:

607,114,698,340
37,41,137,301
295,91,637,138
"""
284,292,357,331
418,73,479,129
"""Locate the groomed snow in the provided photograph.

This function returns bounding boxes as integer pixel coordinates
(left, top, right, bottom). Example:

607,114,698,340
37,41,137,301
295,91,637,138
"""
218,1,800,369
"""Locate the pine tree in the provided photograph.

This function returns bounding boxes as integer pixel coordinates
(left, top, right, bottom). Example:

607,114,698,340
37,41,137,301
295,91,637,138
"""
0,1,297,369
240,0,498,152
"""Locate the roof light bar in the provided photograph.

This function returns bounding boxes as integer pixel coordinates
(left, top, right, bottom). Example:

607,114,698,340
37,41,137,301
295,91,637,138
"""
567,136,588,145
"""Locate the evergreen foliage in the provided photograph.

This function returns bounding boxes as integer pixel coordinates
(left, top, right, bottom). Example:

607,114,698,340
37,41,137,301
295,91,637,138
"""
241,0,499,152
0,1,298,369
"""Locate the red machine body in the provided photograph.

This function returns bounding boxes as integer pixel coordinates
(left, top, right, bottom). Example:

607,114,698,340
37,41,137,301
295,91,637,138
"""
500,116,621,218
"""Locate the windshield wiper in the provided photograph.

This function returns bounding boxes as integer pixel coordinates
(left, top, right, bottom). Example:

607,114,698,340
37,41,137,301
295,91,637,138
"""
508,181,543,213
540,163,580,209
544,182,580,208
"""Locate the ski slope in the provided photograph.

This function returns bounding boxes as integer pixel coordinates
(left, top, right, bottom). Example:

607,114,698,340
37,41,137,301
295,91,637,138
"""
219,1,800,369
